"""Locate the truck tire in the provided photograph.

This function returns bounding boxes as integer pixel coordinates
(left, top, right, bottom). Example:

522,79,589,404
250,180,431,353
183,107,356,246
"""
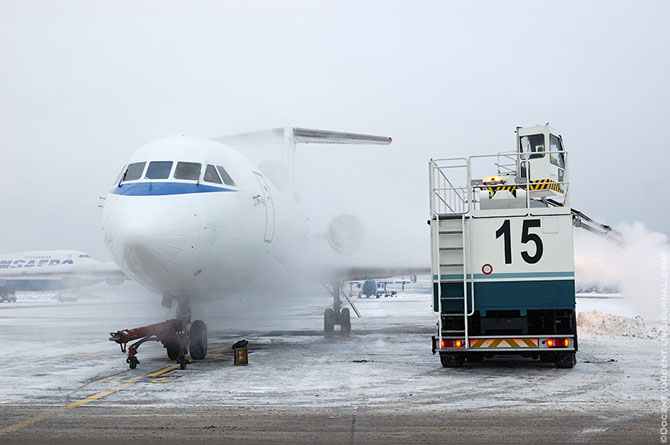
555,351,576,368
324,308,336,333
440,352,465,368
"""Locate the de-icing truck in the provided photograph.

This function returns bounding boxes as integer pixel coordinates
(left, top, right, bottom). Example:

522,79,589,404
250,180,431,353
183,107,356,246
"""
429,125,620,368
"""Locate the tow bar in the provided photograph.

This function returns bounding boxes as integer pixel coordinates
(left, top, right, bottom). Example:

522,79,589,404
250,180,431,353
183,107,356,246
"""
109,319,188,370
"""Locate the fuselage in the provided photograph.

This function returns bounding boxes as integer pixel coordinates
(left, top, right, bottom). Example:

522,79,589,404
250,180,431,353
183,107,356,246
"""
0,250,97,293
102,136,307,301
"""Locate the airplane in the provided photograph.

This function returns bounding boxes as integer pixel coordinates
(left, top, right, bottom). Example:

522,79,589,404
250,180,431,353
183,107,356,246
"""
0,250,126,302
348,276,418,298
7,127,429,369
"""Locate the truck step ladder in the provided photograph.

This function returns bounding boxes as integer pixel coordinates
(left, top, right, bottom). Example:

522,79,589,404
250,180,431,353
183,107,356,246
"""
433,213,472,344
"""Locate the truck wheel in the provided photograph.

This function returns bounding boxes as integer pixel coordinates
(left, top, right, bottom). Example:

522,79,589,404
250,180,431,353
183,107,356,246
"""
466,353,483,363
555,352,576,368
440,352,465,368
539,352,555,362
324,308,335,333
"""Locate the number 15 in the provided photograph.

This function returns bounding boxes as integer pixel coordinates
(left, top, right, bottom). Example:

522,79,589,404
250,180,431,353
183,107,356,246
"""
495,219,544,265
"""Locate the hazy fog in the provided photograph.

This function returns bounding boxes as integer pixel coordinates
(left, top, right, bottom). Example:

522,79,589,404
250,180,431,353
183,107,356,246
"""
1,0,668,260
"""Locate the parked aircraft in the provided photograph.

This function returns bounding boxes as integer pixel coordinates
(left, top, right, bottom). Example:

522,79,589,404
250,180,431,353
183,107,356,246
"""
0,250,126,302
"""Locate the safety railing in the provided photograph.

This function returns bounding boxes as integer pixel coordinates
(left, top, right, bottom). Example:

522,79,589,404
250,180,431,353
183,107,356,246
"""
430,150,570,216
429,158,469,216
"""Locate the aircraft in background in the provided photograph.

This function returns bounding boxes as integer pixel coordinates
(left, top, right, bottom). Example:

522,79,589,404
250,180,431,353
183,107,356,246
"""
0,250,126,302
348,276,418,298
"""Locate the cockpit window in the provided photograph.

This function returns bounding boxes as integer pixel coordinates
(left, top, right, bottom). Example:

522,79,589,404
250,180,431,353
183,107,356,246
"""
145,161,173,180
113,166,126,185
520,134,545,159
216,166,236,187
204,164,222,184
174,162,201,180
123,162,146,181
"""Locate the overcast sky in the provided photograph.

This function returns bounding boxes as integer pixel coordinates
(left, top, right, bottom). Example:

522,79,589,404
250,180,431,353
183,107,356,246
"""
1,0,668,260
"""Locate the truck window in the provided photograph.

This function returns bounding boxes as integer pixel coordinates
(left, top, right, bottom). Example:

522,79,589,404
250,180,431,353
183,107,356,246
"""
549,134,565,168
520,134,545,159
174,162,202,180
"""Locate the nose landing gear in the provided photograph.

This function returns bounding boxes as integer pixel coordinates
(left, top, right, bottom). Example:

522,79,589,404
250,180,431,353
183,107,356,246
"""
108,298,208,369
323,282,356,335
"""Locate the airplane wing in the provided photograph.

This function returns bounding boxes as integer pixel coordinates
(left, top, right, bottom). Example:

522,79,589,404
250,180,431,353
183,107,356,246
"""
320,265,431,283
0,262,128,287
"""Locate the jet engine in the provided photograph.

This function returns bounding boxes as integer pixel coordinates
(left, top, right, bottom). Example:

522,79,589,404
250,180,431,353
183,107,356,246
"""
327,214,364,255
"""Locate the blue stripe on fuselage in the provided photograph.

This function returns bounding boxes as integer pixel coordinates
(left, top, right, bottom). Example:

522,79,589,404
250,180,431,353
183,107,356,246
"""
0,279,67,292
112,182,237,196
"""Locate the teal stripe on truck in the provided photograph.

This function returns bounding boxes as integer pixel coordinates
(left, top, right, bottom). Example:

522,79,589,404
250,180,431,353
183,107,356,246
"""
434,271,574,281
433,279,576,315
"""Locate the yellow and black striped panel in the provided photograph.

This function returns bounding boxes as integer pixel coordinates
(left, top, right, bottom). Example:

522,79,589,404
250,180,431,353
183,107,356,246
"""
487,179,563,196
469,338,539,348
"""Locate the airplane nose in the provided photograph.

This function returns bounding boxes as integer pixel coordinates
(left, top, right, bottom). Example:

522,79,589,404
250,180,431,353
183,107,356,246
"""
102,195,202,288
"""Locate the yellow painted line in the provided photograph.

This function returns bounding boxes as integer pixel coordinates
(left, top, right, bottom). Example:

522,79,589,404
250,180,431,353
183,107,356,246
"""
0,339,242,437
0,376,141,437
95,375,127,384
0,407,67,437
206,342,235,359
65,377,141,408
147,365,180,378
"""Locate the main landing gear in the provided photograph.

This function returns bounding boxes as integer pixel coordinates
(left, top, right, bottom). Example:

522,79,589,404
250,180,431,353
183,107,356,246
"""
109,298,207,370
323,283,358,335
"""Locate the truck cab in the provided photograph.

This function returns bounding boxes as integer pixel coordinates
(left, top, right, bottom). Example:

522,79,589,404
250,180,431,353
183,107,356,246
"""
517,124,567,197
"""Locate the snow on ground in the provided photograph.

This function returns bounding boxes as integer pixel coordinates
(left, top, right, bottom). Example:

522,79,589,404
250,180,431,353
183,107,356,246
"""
0,288,663,416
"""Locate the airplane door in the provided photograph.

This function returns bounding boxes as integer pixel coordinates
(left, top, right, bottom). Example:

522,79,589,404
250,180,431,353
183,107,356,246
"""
253,172,275,243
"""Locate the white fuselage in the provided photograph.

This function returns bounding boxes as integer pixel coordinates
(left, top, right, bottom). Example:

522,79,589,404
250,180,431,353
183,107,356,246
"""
102,137,308,301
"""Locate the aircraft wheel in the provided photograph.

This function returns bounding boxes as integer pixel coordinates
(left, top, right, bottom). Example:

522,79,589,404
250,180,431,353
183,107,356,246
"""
189,320,207,360
166,341,179,361
340,308,351,334
128,356,139,369
324,308,335,333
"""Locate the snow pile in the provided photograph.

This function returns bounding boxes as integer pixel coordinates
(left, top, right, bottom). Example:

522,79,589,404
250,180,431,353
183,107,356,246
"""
577,309,659,339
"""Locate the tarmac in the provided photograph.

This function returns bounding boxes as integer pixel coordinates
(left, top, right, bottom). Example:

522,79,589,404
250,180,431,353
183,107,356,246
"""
0,288,661,443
